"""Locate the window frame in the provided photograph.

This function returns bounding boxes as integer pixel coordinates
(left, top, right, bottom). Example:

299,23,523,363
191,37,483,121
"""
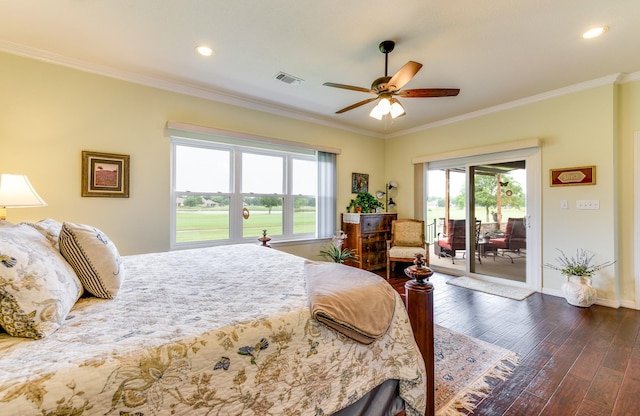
170,136,318,250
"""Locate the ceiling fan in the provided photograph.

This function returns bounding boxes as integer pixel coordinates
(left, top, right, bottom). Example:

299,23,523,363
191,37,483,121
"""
323,40,460,120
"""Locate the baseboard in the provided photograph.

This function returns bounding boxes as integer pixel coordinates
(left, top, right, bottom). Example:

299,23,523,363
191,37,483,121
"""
541,287,635,309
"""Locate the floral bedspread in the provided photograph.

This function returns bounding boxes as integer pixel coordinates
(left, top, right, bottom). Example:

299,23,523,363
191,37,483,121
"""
0,244,426,415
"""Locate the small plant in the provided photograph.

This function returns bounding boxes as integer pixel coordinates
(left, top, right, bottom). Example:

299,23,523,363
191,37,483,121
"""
319,245,359,264
319,231,359,264
349,192,384,213
544,249,614,277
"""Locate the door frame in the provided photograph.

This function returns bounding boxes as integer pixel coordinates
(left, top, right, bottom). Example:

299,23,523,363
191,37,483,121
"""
420,143,541,291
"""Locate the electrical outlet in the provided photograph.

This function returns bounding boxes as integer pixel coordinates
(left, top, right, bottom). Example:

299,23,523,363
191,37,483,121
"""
576,200,600,210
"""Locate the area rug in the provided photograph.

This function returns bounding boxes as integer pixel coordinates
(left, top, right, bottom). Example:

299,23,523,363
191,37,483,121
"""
435,325,519,416
446,276,535,300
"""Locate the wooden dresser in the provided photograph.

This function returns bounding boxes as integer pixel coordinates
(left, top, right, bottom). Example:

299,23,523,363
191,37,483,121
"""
341,213,397,271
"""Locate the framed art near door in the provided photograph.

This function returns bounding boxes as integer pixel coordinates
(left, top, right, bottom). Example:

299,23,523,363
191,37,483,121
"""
81,151,130,198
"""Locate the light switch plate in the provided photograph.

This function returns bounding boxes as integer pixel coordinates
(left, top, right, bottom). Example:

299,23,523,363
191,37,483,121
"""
560,199,568,209
576,200,599,210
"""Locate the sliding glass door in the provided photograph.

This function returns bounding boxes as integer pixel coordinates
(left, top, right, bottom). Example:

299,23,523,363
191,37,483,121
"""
425,148,540,287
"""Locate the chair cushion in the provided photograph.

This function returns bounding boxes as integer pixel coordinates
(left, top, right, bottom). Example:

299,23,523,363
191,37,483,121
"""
437,239,454,251
389,246,426,259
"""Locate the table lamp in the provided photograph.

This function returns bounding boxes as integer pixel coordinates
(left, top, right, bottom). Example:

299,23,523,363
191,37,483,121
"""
0,174,47,220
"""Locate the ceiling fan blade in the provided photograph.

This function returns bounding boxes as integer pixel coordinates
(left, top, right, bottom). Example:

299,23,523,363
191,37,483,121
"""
386,61,423,91
323,82,376,94
398,88,460,98
335,97,379,114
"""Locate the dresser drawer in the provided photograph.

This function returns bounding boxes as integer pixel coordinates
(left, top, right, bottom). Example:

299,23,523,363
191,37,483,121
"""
361,216,384,233
361,233,387,253
361,251,387,270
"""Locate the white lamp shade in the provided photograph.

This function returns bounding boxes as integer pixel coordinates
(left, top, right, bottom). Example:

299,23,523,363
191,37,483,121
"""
0,174,47,208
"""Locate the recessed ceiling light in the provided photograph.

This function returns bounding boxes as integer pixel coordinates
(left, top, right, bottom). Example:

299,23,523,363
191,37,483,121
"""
195,45,214,57
582,26,608,39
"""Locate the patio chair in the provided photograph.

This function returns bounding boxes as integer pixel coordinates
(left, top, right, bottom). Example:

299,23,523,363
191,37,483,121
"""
435,219,481,264
489,217,526,262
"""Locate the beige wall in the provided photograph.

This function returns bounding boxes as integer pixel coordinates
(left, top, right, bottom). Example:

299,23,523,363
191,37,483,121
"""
387,80,639,306
617,79,640,305
0,52,385,256
2,51,639,307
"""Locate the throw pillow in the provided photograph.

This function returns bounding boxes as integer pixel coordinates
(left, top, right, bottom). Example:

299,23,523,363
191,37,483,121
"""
0,222,84,338
22,218,63,250
59,222,125,299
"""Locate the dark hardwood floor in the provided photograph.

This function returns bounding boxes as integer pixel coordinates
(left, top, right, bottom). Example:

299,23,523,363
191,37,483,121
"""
380,268,640,416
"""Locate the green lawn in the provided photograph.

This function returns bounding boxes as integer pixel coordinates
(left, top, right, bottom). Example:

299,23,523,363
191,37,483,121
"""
176,210,316,242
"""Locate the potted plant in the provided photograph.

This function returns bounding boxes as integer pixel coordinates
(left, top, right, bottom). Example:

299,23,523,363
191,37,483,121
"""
544,249,614,307
319,231,359,264
348,192,383,213
319,245,359,264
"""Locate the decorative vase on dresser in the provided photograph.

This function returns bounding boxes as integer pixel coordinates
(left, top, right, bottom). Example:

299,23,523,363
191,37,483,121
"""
341,213,397,271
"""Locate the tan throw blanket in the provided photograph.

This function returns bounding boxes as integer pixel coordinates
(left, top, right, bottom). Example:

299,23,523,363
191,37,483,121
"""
304,260,396,344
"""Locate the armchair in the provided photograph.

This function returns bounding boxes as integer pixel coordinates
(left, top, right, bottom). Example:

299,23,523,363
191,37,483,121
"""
386,219,429,280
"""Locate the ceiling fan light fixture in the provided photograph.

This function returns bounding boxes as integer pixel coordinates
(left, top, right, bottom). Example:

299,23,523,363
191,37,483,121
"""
378,97,391,114
390,100,405,118
369,104,384,120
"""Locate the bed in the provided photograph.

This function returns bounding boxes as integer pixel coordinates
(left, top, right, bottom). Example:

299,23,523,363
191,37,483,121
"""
0,220,430,416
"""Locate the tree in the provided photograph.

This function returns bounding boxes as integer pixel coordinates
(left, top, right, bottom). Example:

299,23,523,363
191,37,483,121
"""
260,196,281,213
454,173,525,223
183,195,203,207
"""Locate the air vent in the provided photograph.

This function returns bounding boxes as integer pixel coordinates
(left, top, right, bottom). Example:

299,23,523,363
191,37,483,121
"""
273,72,304,85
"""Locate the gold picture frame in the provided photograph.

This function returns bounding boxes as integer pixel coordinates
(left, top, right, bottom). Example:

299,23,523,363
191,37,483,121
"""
81,151,130,197
550,165,596,187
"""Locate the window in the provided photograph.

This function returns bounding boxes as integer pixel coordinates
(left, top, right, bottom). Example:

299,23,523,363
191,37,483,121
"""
171,135,330,249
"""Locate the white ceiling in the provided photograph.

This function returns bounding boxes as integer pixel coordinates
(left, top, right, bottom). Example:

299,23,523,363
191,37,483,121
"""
2,0,640,137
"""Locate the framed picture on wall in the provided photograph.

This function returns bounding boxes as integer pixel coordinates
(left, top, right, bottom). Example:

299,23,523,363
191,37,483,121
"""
550,165,596,187
81,151,130,197
351,172,369,193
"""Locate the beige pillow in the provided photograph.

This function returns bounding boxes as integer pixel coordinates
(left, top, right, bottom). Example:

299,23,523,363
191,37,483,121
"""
0,222,83,338
59,222,125,299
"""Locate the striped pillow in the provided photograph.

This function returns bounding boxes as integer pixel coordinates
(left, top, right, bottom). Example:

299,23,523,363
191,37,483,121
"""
59,222,125,299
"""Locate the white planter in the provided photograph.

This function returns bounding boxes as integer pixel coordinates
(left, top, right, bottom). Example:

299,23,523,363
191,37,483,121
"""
561,275,597,307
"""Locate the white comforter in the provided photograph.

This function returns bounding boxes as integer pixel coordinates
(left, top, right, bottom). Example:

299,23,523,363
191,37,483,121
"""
0,244,426,415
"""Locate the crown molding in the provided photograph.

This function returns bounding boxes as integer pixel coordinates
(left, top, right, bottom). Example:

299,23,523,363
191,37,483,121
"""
0,40,383,139
388,72,633,138
3,40,637,141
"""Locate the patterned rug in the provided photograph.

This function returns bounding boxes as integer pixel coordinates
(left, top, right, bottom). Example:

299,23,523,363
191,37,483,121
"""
435,325,519,416
446,276,535,300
